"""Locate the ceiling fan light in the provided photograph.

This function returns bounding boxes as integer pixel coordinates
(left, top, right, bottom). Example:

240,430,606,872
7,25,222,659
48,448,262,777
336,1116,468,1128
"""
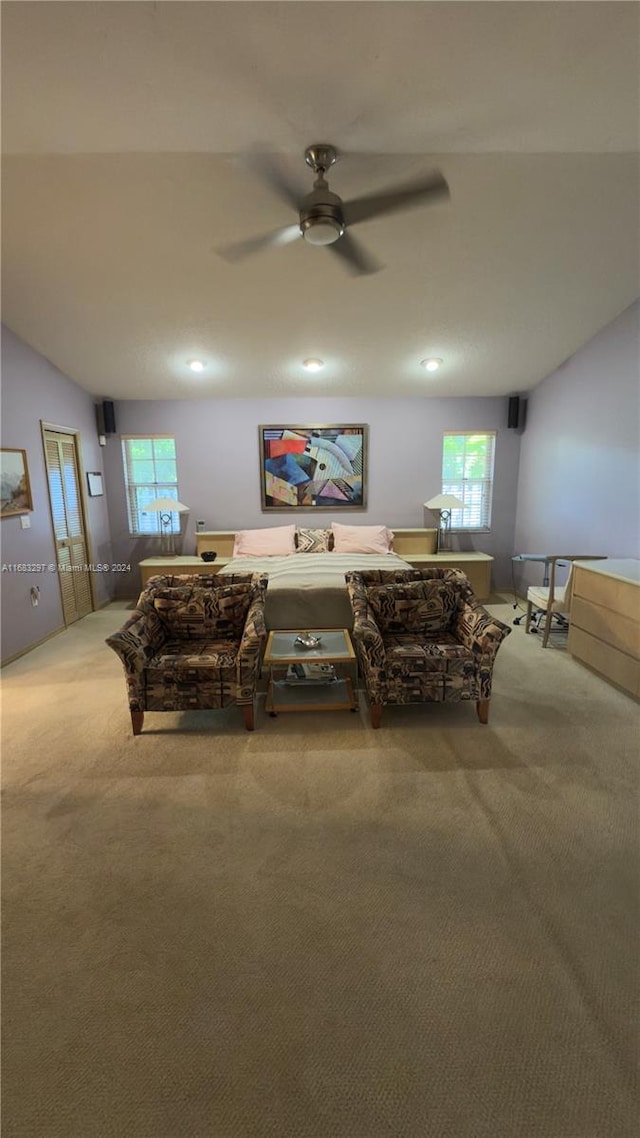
421,358,442,372
301,217,343,246
303,358,324,372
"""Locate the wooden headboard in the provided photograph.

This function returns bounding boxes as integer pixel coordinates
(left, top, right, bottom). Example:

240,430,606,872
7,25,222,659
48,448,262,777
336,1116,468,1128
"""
196,531,236,558
195,528,438,558
391,528,438,555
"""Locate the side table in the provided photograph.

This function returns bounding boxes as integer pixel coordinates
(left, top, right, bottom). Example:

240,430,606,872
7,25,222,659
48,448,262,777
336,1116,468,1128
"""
264,629,357,715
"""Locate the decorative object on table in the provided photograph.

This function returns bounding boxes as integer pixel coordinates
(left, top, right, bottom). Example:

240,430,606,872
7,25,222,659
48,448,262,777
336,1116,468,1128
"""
286,663,336,684
295,632,322,649
259,424,367,511
0,448,33,517
142,497,190,556
201,551,217,562
424,493,465,552
86,471,104,497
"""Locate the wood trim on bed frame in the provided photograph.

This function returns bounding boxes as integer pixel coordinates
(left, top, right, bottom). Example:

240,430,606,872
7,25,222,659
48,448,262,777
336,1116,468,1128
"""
192,529,493,597
195,528,439,558
139,530,495,597
195,531,237,557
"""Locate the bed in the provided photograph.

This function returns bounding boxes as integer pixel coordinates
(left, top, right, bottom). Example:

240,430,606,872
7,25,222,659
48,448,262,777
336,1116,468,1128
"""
193,524,438,631
219,551,414,630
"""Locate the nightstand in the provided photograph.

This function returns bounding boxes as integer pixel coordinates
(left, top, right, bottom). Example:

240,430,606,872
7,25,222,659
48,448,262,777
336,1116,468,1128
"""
139,555,231,587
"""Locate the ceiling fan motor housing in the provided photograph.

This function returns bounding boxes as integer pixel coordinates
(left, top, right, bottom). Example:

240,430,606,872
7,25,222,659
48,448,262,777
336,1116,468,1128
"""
300,185,345,246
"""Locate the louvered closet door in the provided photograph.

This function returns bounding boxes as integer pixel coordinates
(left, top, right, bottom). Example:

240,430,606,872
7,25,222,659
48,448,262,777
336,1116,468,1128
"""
43,430,93,625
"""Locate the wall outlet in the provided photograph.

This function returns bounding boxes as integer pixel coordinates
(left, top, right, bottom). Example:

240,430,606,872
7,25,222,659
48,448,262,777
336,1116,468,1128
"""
196,520,205,532
20,515,31,529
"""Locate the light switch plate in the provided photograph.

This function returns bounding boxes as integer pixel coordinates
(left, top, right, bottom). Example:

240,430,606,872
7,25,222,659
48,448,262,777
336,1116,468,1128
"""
20,515,31,529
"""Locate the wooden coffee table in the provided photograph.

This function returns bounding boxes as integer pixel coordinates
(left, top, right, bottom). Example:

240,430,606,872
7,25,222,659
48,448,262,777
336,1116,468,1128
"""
264,628,357,715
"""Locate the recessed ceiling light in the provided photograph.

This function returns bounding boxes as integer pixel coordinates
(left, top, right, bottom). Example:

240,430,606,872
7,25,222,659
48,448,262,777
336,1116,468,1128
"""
303,358,324,372
420,358,442,372
188,359,205,373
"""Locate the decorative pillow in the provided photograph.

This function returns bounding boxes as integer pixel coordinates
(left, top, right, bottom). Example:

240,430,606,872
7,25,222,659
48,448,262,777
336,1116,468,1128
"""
366,580,457,634
233,525,296,557
153,583,253,639
295,527,332,553
331,522,394,555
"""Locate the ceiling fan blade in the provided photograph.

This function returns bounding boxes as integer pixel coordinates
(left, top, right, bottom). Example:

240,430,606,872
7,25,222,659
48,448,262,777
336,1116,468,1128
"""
216,224,301,263
327,232,383,276
343,170,450,227
244,148,305,211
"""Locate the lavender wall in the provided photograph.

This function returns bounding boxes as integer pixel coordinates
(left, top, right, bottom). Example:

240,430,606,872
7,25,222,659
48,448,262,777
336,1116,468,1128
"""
1,327,113,663
103,395,522,596
6,293,635,657
514,300,640,590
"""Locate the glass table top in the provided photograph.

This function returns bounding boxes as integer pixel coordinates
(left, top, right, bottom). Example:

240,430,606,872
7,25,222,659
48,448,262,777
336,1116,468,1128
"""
265,629,354,663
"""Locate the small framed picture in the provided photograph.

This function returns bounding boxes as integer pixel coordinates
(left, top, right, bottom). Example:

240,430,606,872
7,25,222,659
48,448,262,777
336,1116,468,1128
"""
1,448,33,517
87,471,104,497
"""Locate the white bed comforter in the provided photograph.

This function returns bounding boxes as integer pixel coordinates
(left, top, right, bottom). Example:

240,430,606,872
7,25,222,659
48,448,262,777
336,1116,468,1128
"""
220,552,412,630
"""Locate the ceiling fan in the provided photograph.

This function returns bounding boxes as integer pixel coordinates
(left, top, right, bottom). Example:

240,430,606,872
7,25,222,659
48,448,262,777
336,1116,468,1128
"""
217,144,450,276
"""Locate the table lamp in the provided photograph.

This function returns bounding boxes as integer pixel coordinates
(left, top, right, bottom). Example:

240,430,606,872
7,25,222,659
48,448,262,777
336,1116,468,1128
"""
143,498,190,556
424,494,465,552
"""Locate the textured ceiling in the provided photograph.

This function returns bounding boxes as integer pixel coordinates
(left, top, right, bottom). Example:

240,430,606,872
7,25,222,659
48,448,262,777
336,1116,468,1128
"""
2,1,639,400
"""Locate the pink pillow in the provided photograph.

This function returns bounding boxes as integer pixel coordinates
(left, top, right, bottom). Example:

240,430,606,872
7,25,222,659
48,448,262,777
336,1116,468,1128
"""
233,525,296,557
331,522,394,554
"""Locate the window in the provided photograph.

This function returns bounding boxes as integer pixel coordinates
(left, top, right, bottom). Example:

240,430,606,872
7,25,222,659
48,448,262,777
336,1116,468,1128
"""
442,432,496,531
122,436,179,535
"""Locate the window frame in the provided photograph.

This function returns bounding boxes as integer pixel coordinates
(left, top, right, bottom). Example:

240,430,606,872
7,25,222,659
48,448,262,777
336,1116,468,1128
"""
441,431,496,533
121,434,180,536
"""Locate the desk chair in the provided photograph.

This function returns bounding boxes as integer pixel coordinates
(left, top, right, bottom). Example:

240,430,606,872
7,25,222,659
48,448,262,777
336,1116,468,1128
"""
526,555,607,647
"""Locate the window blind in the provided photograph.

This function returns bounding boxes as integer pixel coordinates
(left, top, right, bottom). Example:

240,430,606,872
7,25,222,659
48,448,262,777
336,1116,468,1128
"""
122,436,179,535
442,432,496,530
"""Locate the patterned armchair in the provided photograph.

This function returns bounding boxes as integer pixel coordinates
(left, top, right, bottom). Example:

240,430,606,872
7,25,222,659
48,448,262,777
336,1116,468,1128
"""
106,572,268,734
345,568,511,729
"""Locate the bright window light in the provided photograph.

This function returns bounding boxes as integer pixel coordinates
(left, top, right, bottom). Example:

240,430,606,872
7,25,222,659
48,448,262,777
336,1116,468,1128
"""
441,432,496,531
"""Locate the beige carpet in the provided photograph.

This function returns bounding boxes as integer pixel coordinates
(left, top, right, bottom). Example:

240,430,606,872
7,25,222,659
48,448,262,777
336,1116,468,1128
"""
2,601,638,1138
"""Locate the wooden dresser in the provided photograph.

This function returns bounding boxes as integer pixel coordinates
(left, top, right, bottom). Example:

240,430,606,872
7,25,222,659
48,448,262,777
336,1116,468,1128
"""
139,527,493,598
568,559,640,698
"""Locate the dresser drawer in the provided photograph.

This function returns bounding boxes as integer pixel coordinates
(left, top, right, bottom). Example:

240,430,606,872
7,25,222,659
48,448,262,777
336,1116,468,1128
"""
572,566,640,614
568,626,640,698
570,596,640,658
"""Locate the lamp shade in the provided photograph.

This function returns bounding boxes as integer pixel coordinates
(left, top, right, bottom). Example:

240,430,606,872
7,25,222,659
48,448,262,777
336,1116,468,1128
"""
144,498,190,513
424,494,465,511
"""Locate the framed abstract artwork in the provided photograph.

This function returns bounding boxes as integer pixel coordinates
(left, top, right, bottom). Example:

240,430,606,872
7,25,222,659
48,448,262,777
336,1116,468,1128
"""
259,425,368,511
0,448,33,517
